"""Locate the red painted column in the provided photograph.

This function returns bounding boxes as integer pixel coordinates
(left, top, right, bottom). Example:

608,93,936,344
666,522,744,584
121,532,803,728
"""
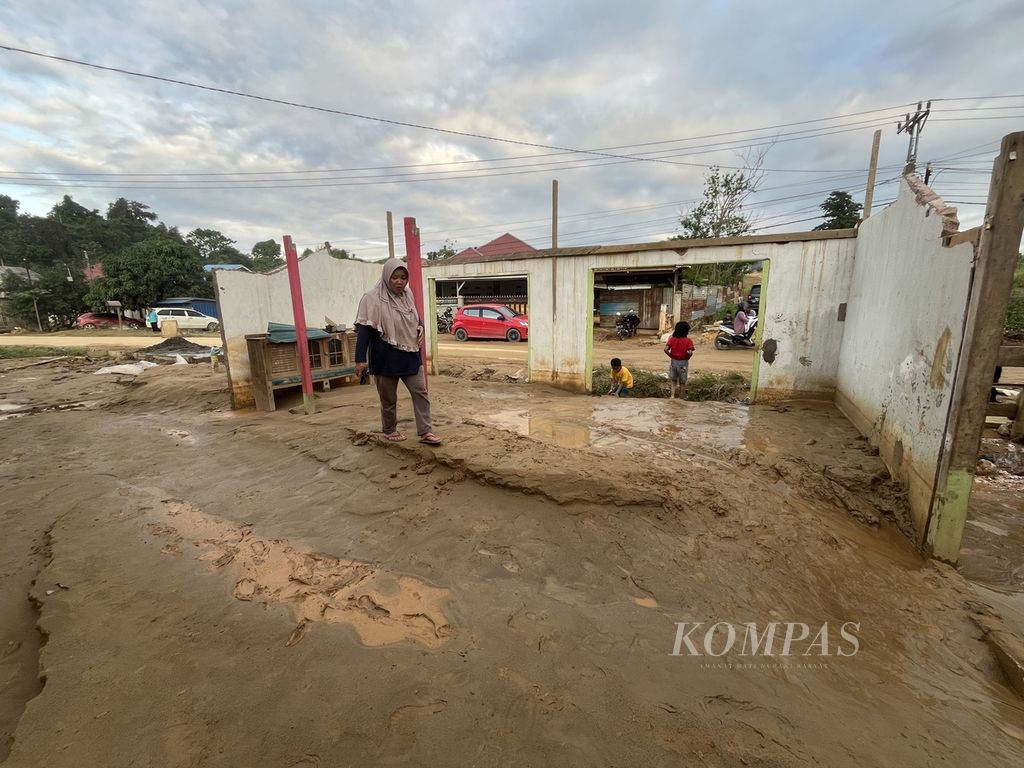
283,235,315,414
403,217,429,388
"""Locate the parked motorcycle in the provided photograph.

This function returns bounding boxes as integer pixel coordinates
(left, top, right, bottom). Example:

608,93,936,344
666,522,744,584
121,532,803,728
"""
615,310,641,340
714,313,758,349
436,307,454,334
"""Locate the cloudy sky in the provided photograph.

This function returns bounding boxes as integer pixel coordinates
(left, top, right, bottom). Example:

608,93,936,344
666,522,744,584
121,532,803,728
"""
1,0,1022,260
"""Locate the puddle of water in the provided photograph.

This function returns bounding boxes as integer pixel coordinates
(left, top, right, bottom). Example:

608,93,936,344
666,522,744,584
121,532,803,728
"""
479,397,751,456
486,408,592,449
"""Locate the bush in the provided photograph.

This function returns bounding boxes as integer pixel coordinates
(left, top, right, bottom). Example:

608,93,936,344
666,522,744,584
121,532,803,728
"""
592,366,668,398
591,367,750,401
0,346,84,359
684,372,749,402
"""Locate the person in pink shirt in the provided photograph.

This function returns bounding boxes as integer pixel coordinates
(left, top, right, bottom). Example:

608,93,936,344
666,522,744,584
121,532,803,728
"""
733,304,749,336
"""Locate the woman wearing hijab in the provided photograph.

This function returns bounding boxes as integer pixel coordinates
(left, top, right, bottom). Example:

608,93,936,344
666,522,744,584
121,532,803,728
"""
354,258,442,445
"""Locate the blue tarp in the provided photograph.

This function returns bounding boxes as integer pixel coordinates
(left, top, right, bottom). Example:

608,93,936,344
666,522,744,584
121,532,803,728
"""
265,322,332,344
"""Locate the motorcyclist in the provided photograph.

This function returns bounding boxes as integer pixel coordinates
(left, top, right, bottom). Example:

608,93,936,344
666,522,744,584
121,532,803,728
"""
733,303,755,346
615,310,640,338
733,303,748,336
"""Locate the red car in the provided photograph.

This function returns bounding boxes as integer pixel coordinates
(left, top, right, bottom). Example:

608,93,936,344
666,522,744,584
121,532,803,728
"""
76,312,145,330
451,304,529,342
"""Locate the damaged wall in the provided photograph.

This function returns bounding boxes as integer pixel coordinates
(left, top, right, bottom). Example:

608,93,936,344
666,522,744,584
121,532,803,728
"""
425,232,856,398
215,250,380,408
835,177,975,541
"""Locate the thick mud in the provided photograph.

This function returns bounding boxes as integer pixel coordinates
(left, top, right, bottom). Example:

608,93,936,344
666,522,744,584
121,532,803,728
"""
1,360,1024,766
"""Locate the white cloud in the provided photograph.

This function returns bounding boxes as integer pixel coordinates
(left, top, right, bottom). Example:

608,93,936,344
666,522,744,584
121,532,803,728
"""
0,0,1021,259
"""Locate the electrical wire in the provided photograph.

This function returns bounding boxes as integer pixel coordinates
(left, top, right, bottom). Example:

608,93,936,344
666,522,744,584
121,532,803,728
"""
0,43,931,174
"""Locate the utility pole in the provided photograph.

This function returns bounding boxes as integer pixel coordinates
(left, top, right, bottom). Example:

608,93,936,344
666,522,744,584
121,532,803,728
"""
897,101,931,172
863,129,882,220
386,211,395,260
551,179,559,248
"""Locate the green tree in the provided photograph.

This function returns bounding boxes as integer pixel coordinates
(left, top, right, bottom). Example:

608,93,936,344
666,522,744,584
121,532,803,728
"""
426,239,458,261
675,166,758,240
48,196,109,269
0,195,23,267
302,242,355,260
17,215,75,269
814,191,863,230
105,198,159,253
673,149,770,287
85,238,207,312
185,228,251,267
251,239,283,272
0,266,87,329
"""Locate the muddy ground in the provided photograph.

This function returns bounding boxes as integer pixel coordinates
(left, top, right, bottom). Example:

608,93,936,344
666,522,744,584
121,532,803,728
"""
2,358,1024,767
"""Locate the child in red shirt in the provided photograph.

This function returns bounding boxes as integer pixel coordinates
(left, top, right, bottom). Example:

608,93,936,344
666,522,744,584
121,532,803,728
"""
664,321,695,399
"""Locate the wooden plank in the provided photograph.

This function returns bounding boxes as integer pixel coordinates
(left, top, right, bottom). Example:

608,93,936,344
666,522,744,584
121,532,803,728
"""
942,132,1024,466
944,226,981,248
997,345,1024,367
927,132,1024,562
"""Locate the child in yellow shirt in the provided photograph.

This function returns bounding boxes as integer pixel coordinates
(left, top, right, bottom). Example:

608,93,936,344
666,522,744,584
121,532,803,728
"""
608,357,634,397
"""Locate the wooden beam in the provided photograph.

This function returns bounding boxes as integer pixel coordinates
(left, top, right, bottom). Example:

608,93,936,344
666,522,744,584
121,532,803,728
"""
997,345,1024,367
944,226,981,249
927,132,1024,562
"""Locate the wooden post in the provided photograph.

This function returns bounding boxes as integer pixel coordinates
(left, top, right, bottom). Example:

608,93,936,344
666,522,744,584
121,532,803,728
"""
282,235,315,415
863,130,881,220
551,179,558,248
386,211,395,260
404,217,429,389
927,132,1024,561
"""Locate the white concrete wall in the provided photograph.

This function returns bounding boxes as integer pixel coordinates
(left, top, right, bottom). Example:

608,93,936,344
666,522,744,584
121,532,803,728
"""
425,235,857,397
835,179,975,539
216,250,381,407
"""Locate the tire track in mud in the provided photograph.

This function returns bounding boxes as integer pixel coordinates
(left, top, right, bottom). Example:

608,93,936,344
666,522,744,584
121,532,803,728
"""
142,495,452,648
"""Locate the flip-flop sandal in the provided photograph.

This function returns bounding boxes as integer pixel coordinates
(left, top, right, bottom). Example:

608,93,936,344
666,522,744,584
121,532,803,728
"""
418,433,442,445
384,431,406,442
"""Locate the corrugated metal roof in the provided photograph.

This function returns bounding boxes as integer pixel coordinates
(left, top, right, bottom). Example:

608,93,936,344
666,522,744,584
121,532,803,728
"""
425,229,857,266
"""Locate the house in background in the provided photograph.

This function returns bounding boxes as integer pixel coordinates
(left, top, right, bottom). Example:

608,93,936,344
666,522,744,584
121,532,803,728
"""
435,233,534,312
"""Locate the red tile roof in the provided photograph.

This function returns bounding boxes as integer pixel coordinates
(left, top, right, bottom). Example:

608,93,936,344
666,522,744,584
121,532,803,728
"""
449,233,536,264
83,264,104,282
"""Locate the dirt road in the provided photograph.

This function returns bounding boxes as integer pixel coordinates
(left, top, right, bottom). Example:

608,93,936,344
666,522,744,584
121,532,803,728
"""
2,359,1024,766
437,334,755,375
0,334,217,349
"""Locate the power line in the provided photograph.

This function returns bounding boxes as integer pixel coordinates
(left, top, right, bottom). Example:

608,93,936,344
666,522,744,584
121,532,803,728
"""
0,44,929,175
0,113,906,186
